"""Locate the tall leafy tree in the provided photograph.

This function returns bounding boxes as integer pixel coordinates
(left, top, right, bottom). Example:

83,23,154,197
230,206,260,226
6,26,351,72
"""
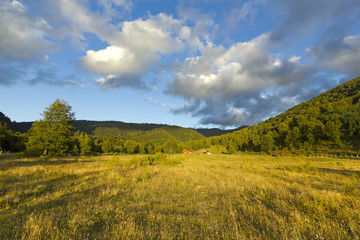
102,138,113,154
26,99,75,156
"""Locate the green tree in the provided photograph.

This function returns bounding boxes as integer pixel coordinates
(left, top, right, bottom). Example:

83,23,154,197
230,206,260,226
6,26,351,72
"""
163,140,178,154
102,138,113,154
144,141,155,154
227,140,238,154
260,133,275,154
124,140,139,154
0,123,25,152
26,99,75,156
79,133,94,154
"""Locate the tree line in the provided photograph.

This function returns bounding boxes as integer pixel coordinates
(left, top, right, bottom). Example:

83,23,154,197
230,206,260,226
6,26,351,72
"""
1,100,192,156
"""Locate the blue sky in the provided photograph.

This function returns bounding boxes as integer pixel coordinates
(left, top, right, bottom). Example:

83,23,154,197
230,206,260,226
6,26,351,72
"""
1,0,360,128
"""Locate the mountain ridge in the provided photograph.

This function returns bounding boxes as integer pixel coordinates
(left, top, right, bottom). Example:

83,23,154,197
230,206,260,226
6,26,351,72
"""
0,116,240,144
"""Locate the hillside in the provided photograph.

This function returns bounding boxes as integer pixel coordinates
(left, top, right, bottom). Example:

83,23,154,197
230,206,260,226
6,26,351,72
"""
0,117,209,145
188,76,360,154
194,126,248,137
1,116,237,145
73,120,205,144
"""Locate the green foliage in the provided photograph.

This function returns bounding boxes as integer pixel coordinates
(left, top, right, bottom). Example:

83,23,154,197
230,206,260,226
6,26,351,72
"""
127,155,155,166
74,133,95,155
272,147,292,156
102,138,113,153
163,139,179,154
123,140,139,154
0,123,25,152
26,99,75,156
207,145,228,154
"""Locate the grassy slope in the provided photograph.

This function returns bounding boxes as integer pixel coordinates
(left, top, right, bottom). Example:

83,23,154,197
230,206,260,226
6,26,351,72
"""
0,154,359,239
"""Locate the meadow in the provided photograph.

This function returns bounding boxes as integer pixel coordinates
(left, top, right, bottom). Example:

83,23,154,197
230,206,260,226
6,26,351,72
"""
0,154,359,239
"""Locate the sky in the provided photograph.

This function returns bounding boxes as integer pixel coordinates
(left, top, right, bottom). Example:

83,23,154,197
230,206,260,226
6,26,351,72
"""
0,0,360,129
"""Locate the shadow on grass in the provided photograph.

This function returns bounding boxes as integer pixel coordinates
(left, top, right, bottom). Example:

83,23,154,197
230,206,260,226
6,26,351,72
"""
318,168,360,177
0,157,96,171
0,182,111,239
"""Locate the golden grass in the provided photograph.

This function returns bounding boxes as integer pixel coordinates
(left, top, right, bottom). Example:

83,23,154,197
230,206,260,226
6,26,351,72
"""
0,154,359,239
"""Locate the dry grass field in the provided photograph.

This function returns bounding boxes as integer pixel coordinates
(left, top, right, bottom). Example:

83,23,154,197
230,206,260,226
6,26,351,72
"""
0,154,359,239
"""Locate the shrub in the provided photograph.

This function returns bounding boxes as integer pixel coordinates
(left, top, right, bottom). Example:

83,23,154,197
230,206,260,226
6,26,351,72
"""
272,147,292,156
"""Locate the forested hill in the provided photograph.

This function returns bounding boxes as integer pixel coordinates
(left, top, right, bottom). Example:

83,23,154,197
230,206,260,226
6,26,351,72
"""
0,112,21,132
72,120,205,144
0,118,206,145
0,114,239,145
189,76,360,154
194,126,248,137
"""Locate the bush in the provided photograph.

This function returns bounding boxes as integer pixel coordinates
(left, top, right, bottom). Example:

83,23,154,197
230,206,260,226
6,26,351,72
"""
126,155,157,166
272,147,292,156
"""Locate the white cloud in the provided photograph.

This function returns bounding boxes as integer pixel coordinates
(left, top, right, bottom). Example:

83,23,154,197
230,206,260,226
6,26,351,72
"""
177,6,216,50
81,46,148,75
81,13,186,87
168,33,314,99
115,14,184,53
48,0,121,47
0,0,53,60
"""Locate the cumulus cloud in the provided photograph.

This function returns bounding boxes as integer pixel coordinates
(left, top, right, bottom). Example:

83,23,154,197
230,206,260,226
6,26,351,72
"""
45,0,122,47
168,33,319,127
81,46,149,75
168,33,315,98
0,0,54,61
308,35,360,76
81,13,185,88
114,14,184,52
177,6,216,50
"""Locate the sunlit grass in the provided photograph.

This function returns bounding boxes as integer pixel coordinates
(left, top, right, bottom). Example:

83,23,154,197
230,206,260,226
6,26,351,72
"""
0,154,359,239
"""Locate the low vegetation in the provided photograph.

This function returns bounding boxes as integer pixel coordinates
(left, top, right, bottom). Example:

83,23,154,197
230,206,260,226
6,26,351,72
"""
1,154,359,239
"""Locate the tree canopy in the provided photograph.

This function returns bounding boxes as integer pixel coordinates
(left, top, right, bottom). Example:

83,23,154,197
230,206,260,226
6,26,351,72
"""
26,99,75,156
